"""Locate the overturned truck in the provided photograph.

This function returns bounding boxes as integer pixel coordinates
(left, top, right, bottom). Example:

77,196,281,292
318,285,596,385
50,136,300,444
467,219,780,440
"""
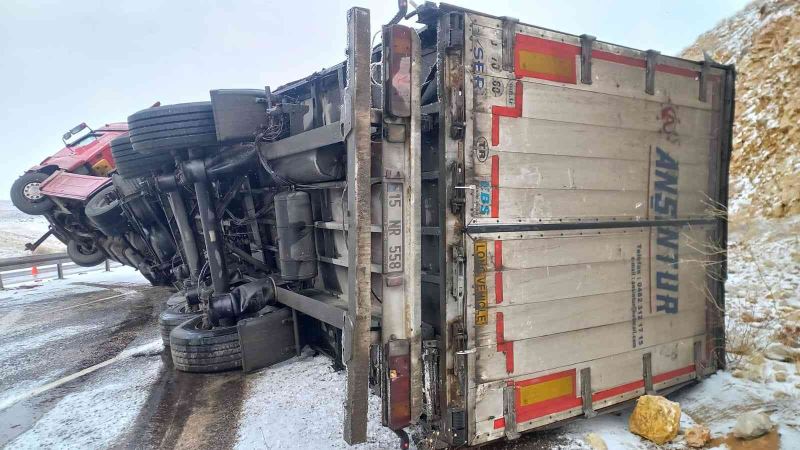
116,2,733,447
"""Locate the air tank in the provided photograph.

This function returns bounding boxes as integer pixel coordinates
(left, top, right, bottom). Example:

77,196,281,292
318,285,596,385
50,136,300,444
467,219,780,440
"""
274,191,317,281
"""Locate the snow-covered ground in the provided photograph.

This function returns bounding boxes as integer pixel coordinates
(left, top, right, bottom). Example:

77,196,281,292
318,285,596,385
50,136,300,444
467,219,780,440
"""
236,350,398,450
0,200,65,258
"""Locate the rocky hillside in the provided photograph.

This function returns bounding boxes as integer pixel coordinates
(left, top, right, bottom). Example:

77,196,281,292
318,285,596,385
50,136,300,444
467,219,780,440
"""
681,0,800,218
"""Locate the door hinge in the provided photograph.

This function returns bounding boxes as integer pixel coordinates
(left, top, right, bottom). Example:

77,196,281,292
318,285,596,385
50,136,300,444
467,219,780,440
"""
449,162,465,214
451,245,465,302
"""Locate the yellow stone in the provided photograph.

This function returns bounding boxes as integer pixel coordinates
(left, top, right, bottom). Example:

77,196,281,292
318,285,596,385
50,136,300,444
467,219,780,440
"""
628,395,681,444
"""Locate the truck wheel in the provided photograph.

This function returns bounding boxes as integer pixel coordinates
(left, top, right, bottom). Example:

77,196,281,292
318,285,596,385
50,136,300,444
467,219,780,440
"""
10,172,54,215
159,300,202,347
128,102,218,155
67,240,107,267
85,185,129,236
169,316,242,373
110,135,175,178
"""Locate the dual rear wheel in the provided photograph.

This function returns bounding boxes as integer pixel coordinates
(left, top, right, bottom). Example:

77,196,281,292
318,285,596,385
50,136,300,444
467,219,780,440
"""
159,295,242,373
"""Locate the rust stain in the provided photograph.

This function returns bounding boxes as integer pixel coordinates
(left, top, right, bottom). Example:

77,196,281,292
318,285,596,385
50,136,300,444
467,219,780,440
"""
708,429,780,450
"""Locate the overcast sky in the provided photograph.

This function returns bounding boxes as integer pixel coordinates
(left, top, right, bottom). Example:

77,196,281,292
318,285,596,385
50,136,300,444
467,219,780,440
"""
0,0,748,200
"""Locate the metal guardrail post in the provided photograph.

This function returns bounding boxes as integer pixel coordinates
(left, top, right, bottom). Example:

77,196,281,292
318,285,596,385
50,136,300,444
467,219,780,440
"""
57,263,64,279
0,273,4,290
342,6,372,445
104,260,111,272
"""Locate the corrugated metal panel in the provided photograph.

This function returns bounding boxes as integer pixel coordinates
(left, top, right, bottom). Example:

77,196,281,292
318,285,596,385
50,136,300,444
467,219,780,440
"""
462,10,728,444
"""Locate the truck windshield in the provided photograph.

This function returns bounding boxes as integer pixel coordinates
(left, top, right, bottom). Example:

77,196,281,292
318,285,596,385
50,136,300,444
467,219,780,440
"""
68,133,99,147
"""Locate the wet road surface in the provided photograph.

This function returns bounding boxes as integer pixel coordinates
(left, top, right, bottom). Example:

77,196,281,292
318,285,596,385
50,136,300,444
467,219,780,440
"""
0,268,578,450
0,269,246,449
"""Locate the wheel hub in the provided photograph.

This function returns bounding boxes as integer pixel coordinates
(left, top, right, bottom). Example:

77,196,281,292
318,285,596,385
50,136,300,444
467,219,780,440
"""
23,182,43,201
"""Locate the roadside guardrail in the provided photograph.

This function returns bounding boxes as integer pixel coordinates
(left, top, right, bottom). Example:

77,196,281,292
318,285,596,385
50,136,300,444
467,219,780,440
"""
0,253,119,289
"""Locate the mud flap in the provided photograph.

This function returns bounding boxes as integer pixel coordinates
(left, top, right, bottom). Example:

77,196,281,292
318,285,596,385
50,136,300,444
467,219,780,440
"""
238,307,296,373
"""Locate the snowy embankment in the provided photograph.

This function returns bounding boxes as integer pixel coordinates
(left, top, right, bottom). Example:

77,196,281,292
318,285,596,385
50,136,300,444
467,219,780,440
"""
0,200,65,258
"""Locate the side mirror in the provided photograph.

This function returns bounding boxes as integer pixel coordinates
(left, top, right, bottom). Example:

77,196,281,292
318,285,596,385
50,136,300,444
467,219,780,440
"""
69,123,88,135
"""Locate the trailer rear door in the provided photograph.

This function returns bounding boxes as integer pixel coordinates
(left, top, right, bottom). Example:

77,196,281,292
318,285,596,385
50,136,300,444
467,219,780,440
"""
459,12,734,445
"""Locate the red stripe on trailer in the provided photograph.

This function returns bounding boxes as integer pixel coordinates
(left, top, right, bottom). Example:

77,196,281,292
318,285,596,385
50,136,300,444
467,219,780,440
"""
515,369,580,423
496,312,514,374
592,364,696,402
490,155,500,218
515,35,578,84
494,240,503,304
490,81,523,146
656,63,698,78
493,364,698,427
513,33,697,83
593,49,645,69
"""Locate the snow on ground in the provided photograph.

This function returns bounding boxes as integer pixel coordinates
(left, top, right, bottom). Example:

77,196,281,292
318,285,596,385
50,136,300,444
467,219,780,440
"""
0,200,65,258
236,348,398,450
5,340,164,449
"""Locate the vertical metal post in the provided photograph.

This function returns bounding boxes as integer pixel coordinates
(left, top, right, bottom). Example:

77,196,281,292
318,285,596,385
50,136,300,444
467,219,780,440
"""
292,308,301,357
195,180,230,294
342,6,372,445
57,262,64,279
167,190,201,277
381,23,423,426
0,273,4,290
104,260,111,272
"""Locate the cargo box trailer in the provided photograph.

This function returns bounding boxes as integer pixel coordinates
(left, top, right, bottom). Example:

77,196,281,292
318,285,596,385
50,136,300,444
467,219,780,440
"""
116,1,734,447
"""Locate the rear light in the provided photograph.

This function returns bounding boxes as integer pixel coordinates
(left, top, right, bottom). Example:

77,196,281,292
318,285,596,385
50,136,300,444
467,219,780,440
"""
385,339,411,429
383,25,413,118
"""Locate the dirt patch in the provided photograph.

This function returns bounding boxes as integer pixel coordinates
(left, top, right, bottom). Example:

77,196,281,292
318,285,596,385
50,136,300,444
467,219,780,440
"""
477,429,574,449
128,353,247,450
709,428,780,450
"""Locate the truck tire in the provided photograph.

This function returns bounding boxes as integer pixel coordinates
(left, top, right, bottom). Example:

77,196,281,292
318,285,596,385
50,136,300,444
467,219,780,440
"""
10,171,54,215
169,317,242,373
67,240,107,267
128,102,218,155
110,135,175,178
159,300,202,347
85,185,128,236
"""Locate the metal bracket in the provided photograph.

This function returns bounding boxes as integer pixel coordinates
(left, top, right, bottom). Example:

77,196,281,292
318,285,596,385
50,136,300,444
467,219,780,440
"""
643,352,655,394
503,384,520,440
580,367,596,418
449,408,467,446
645,50,660,95
449,162,466,214
446,12,464,50
579,34,596,85
693,341,704,379
451,245,465,302
500,17,519,72
699,52,713,102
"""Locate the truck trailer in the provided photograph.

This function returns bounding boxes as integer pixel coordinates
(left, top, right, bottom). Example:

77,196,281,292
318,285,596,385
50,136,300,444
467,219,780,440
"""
88,1,734,447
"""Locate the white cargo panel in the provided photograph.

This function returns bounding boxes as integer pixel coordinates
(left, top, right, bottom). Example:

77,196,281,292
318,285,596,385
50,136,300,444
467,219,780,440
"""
460,12,730,445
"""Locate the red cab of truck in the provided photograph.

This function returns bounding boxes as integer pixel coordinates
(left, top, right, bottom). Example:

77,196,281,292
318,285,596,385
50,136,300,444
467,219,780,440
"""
11,122,128,215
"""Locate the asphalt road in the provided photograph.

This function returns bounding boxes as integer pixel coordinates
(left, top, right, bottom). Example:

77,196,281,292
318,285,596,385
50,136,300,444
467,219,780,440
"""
0,270,246,450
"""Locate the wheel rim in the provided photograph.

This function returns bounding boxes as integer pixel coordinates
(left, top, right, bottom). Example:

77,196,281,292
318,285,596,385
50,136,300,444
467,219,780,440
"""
22,182,43,201
78,242,98,255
